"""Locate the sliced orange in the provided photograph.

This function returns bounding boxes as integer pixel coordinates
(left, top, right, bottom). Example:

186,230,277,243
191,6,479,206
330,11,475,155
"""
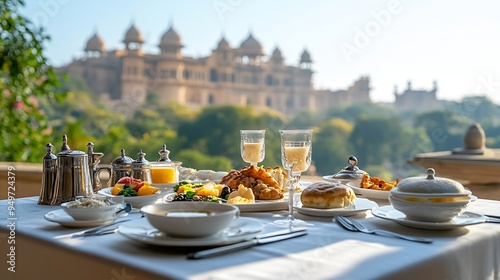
137,185,159,196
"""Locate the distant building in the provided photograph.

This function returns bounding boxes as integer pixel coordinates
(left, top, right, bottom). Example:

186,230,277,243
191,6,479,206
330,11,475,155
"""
394,81,441,111
59,23,371,117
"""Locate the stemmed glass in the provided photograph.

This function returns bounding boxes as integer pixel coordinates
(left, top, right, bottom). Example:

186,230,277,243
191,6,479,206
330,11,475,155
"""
240,130,266,166
274,129,313,227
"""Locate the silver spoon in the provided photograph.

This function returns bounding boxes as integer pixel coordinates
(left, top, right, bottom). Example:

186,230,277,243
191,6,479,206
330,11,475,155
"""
114,203,132,217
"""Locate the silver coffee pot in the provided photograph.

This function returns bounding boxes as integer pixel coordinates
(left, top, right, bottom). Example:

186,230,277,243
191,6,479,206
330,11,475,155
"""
49,135,93,205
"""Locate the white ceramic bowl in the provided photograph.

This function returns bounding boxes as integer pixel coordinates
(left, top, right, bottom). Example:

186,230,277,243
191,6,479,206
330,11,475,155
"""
141,202,239,238
98,187,164,208
61,202,125,221
389,195,470,222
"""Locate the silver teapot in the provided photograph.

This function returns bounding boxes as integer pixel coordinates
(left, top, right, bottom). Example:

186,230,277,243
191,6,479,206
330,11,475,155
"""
98,149,134,187
45,135,94,205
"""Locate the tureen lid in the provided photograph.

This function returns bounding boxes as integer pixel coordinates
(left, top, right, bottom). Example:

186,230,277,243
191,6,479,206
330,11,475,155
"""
394,168,467,194
110,149,134,167
331,155,367,180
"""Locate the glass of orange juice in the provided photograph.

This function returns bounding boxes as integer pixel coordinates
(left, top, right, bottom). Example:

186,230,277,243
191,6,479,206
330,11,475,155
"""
149,162,181,185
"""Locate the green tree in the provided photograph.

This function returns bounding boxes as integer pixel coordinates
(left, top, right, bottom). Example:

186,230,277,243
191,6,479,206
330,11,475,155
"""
413,110,470,152
313,118,353,175
177,149,232,171
0,0,63,161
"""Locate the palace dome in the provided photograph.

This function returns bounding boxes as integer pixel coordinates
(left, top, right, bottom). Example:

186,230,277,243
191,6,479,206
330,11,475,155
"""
160,26,182,47
123,24,144,44
239,33,263,57
300,49,312,63
85,32,105,53
271,46,284,64
217,36,231,50
272,47,283,58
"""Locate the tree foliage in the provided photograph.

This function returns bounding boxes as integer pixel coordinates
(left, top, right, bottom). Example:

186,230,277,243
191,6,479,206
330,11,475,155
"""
0,0,63,161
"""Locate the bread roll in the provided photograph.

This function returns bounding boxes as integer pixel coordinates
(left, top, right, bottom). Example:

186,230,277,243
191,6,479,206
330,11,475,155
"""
300,182,356,209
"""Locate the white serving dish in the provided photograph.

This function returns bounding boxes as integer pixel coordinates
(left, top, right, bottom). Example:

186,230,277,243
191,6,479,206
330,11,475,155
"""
389,195,470,222
389,168,473,222
141,202,239,238
61,201,125,221
98,187,164,208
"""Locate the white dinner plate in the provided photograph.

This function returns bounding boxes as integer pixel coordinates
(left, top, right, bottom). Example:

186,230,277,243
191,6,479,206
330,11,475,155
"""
44,209,128,228
372,205,487,230
232,199,289,212
294,198,378,217
118,217,264,247
346,182,391,200
98,187,165,208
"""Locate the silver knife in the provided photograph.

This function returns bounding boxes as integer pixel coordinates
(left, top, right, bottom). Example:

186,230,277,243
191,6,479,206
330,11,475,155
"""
187,228,308,259
73,219,131,237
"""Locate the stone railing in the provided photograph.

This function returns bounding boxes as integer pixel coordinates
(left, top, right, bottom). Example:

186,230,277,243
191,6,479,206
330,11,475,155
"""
0,162,43,200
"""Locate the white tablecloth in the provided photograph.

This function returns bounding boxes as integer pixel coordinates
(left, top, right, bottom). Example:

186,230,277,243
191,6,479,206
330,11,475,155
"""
1,196,500,280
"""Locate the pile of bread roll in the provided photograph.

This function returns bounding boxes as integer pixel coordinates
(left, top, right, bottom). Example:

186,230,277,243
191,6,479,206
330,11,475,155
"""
300,182,356,209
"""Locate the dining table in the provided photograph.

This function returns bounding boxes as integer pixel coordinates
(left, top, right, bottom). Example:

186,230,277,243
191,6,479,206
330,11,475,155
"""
1,194,500,280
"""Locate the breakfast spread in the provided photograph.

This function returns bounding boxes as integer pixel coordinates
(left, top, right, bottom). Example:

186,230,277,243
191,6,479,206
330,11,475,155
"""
300,182,356,209
360,173,400,191
220,165,286,200
111,177,159,196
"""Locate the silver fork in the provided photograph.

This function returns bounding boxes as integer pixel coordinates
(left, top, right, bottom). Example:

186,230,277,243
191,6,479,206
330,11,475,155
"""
337,216,433,244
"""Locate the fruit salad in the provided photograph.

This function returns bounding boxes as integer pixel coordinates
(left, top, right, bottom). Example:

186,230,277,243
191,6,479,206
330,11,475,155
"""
111,177,159,196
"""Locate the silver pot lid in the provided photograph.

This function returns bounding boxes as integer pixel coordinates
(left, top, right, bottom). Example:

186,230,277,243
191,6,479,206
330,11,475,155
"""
156,144,172,162
394,168,467,194
331,155,367,180
132,150,150,169
110,149,134,167
57,134,86,157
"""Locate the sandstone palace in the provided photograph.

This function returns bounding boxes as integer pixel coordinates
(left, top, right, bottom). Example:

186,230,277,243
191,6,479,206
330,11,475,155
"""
59,24,372,116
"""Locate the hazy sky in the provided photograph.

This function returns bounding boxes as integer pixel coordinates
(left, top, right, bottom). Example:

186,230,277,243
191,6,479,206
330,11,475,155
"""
22,0,500,104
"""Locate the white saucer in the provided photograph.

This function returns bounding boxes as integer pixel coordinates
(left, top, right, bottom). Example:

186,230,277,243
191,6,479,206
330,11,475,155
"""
44,209,129,228
372,205,486,230
346,182,391,200
118,217,264,246
295,198,378,217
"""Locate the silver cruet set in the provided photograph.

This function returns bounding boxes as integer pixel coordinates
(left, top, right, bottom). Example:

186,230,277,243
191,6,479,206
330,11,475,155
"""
38,135,180,205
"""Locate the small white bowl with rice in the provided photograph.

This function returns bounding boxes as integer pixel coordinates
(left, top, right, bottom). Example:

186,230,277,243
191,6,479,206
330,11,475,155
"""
61,196,126,221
